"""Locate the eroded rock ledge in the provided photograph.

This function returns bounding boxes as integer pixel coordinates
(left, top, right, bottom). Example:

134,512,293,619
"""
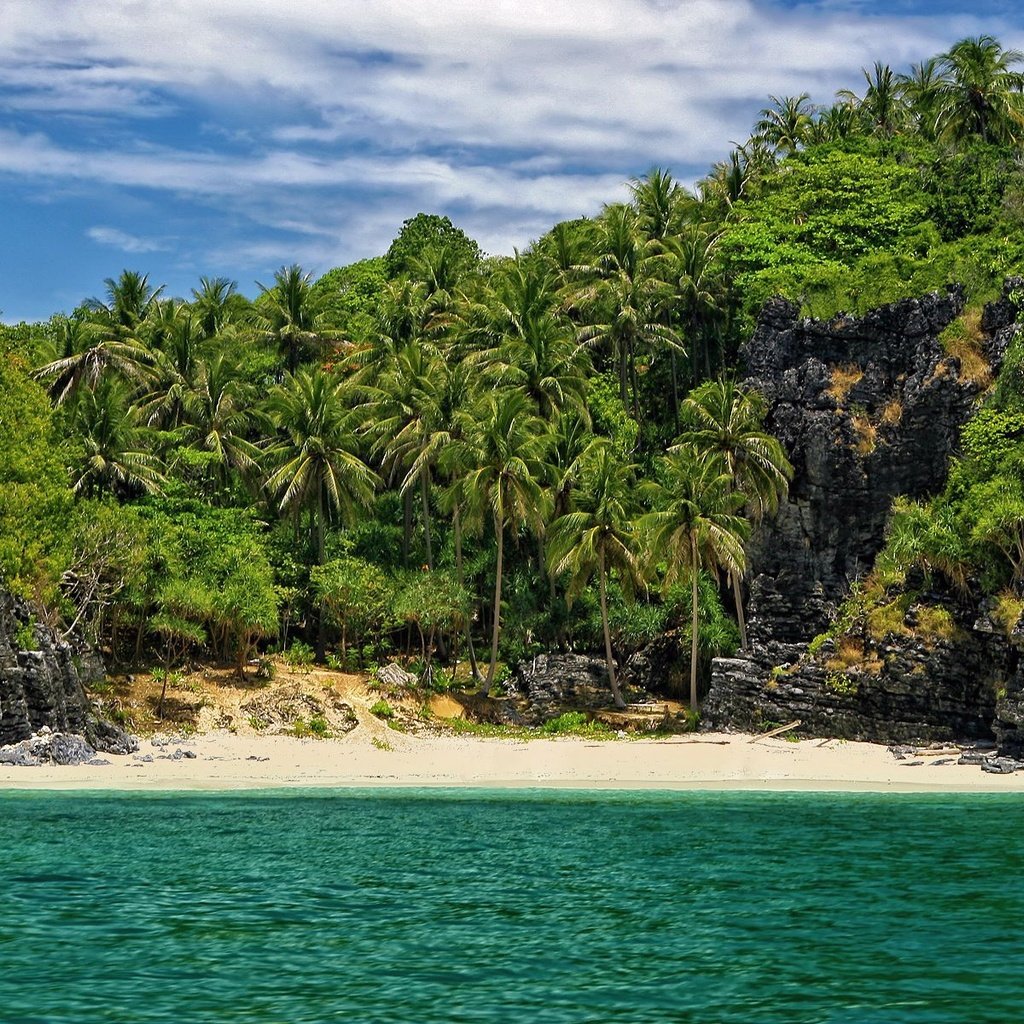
704,282,1023,746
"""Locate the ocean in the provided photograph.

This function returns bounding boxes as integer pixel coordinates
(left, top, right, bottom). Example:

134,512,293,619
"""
1,788,1021,1023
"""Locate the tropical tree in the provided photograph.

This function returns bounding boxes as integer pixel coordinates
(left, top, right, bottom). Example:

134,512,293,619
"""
548,444,645,708
676,381,792,649
936,35,1024,145
641,448,748,708
255,265,340,374
754,93,815,154
442,390,552,693
70,379,166,499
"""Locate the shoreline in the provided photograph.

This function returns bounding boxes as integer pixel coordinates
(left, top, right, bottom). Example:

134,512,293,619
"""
3,730,1024,794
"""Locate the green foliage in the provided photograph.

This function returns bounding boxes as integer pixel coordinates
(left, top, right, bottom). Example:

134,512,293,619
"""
384,213,482,280
539,711,612,737
284,641,315,668
0,355,75,600
370,699,395,719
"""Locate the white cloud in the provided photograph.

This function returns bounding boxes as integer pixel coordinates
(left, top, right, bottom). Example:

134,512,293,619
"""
2,0,1022,278
87,226,168,253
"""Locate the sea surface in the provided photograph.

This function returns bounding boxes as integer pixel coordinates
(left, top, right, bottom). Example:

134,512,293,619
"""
1,788,1022,1023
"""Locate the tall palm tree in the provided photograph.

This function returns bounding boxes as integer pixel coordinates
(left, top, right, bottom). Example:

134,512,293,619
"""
179,353,263,492
70,378,166,499
641,448,748,709
255,265,341,374
838,62,904,137
266,367,378,566
576,204,677,415
898,57,945,140
442,390,552,693
548,445,644,708
664,227,722,390
754,94,815,155
476,259,591,422
675,381,792,650
191,277,240,340
35,271,161,403
630,168,690,243
936,35,1024,145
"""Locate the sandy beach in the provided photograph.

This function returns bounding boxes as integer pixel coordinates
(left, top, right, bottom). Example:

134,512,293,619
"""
3,729,1024,792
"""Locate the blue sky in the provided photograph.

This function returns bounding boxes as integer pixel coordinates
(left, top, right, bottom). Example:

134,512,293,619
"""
1,0,1022,323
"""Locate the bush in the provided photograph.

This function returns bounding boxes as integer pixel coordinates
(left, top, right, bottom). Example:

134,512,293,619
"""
370,699,395,719
540,711,612,737
284,641,315,668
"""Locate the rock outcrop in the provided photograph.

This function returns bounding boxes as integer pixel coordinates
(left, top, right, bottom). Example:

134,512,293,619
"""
0,589,136,755
704,283,1023,744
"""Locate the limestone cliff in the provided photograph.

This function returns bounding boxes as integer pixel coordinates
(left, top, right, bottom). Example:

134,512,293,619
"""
703,282,1023,744
0,589,135,754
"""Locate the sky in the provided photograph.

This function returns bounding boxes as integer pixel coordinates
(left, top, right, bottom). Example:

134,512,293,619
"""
1,0,1022,323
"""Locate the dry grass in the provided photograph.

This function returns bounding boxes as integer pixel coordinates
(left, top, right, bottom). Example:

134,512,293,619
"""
915,605,959,642
828,363,864,404
851,412,877,455
879,398,903,426
993,589,1024,636
939,308,992,389
825,637,865,673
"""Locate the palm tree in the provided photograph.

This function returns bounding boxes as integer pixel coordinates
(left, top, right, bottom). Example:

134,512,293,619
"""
838,62,904,137
675,381,792,650
664,226,722,389
266,367,378,566
476,259,591,422
630,168,690,243
35,271,162,403
70,378,166,499
191,277,240,339
442,390,551,693
255,265,341,374
754,94,815,155
548,445,644,708
641,448,748,709
576,204,677,415
898,57,945,140
936,35,1024,145
179,353,263,492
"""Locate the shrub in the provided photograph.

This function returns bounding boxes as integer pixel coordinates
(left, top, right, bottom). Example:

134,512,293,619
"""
540,711,612,737
284,641,315,668
370,699,394,719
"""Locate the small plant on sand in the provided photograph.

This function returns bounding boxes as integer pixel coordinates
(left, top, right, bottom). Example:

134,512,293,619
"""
371,736,392,751
325,653,345,671
540,711,612,737
284,641,315,669
248,715,269,731
307,715,332,738
370,699,395,719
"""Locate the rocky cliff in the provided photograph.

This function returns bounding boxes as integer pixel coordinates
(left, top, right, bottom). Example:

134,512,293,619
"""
0,588,135,757
703,282,1023,744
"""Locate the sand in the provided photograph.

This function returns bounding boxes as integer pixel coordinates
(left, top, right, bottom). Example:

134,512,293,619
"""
2,729,1023,793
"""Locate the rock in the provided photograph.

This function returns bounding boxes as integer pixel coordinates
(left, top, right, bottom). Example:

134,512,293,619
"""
240,682,358,736
703,288,1022,747
0,587,136,754
0,731,96,766
375,663,418,689
87,758,111,766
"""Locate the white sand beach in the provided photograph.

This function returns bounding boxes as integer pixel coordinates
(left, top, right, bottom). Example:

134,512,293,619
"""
2,729,1023,793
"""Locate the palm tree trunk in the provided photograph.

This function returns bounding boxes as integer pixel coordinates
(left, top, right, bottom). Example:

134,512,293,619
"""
453,505,480,680
732,568,748,652
598,551,626,709
420,469,433,570
315,482,326,661
690,535,700,710
670,350,680,436
484,498,504,696
618,343,629,405
402,489,413,565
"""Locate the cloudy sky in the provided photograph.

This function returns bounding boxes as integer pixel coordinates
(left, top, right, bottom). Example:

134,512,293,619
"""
1,0,1021,322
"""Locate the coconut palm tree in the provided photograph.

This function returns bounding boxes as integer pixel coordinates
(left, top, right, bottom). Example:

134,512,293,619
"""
255,265,341,374
548,444,644,708
675,381,793,650
442,389,552,693
191,277,241,340
754,94,815,155
936,35,1024,145
576,204,677,415
641,448,748,709
70,378,166,499
838,62,905,137
475,259,591,422
898,57,945,140
266,367,377,565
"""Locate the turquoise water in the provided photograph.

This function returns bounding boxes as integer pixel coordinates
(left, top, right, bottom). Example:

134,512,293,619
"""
1,789,1022,1023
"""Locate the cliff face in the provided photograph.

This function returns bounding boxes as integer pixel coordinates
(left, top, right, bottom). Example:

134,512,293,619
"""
703,283,1022,744
0,589,134,754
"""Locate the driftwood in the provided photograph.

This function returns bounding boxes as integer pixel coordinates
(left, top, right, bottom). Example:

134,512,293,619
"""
749,720,801,743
